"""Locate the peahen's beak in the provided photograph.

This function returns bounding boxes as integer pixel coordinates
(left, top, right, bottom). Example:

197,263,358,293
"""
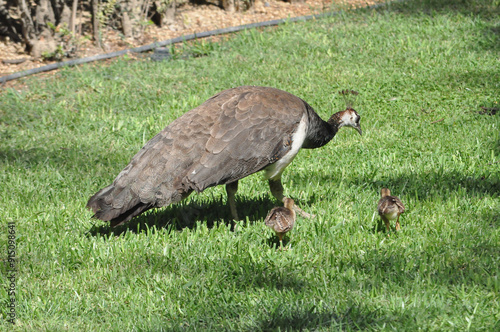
355,125,362,135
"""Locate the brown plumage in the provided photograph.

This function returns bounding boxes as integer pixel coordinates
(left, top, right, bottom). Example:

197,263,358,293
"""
265,198,296,250
87,86,362,226
377,188,405,232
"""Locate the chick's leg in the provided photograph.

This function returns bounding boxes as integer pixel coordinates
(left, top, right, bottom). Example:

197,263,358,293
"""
382,216,391,233
395,215,401,231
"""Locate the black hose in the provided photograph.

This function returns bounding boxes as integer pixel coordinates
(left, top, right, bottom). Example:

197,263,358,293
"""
0,1,396,84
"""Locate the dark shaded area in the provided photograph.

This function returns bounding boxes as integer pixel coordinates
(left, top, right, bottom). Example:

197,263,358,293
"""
87,195,279,237
372,217,392,234
0,144,126,190
84,151,499,236
389,0,500,18
219,258,307,291
249,304,400,331
265,232,293,250
346,238,499,294
0,0,22,42
190,0,219,7
252,307,348,331
0,146,91,168
364,170,499,202
362,169,499,230
246,306,359,331
478,107,498,116
159,301,390,331
432,68,498,93
379,0,500,54
143,255,380,330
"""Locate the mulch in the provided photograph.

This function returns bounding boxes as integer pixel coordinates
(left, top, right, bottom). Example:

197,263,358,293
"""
0,0,384,87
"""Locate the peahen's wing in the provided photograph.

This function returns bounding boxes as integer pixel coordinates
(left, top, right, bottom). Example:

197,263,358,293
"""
183,86,306,192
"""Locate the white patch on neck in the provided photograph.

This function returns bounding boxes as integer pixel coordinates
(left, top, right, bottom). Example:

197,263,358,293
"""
264,114,308,180
339,111,355,128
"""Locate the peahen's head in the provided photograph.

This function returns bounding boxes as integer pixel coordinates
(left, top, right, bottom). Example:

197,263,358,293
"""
338,108,362,135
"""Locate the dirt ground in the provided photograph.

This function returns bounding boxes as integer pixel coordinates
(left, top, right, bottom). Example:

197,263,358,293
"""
0,0,383,83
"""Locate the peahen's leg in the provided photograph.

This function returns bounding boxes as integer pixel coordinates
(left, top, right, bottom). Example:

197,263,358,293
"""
226,181,239,220
268,178,284,202
268,178,314,218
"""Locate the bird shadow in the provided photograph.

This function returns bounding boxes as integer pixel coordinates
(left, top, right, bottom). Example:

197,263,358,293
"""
249,305,366,332
371,218,388,234
219,257,307,292
371,216,404,235
265,234,293,250
86,195,279,238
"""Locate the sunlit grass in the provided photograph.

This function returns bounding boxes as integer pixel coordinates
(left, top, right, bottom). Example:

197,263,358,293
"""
0,0,499,330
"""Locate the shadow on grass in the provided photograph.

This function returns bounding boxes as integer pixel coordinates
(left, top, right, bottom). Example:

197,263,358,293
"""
347,237,498,290
164,303,382,331
220,259,307,292
389,0,500,19
380,170,499,198
265,234,293,250
347,168,499,224
0,146,69,167
379,0,499,53
417,68,500,94
246,306,359,331
249,304,399,331
0,144,124,178
86,195,279,237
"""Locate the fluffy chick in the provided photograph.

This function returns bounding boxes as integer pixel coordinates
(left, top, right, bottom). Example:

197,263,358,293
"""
378,188,405,233
265,198,296,250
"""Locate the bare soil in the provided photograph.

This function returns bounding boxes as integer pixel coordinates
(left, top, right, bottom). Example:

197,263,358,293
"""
0,0,382,84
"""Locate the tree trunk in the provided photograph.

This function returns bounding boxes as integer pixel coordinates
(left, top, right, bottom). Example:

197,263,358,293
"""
70,0,78,34
0,0,22,42
151,0,176,27
91,0,101,47
221,0,235,12
122,11,131,38
220,0,254,12
3,0,163,57
164,0,176,25
121,0,145,38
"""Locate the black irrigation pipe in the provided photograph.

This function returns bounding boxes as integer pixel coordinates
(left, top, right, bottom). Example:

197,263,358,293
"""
0,1,399,84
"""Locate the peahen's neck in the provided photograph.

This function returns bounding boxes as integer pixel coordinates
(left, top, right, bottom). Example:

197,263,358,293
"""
302,108,344,149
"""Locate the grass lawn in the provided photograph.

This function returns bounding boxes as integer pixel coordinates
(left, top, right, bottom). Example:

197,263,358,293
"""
1,0,499,330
